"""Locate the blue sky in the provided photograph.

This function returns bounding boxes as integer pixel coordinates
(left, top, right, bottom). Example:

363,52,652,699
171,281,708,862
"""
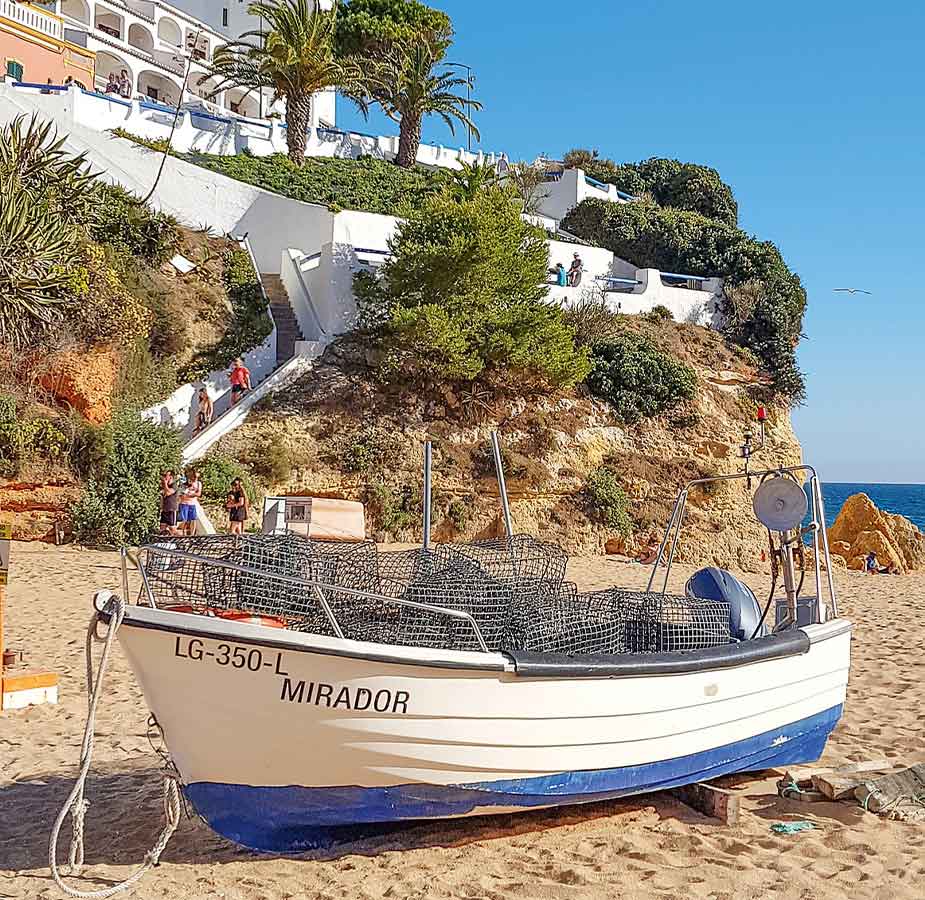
337,1,924,483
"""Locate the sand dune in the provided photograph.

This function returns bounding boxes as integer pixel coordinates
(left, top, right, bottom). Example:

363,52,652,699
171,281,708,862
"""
1,543,923,899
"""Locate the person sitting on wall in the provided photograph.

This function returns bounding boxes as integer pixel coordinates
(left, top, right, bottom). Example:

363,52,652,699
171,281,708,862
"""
568,252,584,287
229,359,252,406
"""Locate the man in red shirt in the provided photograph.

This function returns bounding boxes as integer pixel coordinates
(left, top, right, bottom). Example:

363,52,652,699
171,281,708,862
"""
229,359,252,406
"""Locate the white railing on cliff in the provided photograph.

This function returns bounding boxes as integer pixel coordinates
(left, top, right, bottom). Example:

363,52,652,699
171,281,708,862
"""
6,82,507,171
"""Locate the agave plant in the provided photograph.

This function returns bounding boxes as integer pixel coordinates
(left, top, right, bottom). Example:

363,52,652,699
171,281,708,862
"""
0,114,98,226
0,116,88,348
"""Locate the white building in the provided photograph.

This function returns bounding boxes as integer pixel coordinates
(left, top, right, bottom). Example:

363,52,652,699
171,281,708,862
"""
35,0,334,123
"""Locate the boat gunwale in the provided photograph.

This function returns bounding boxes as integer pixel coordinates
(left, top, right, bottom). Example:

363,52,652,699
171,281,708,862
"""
107,604,852,678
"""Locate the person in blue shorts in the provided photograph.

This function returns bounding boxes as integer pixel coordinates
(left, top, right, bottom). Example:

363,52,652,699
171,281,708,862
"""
178,469,202,536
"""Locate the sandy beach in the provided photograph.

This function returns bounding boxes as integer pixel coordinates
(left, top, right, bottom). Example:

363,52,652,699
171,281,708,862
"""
1,543,923,900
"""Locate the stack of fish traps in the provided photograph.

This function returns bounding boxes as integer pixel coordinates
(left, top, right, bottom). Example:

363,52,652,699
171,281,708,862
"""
140,533,732,656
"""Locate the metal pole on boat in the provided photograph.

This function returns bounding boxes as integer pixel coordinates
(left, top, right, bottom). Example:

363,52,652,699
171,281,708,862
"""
647,490,686,593
661,491,688,595
491,431,514,538
812,475,839,618
423,441,433,550
809,476,825,623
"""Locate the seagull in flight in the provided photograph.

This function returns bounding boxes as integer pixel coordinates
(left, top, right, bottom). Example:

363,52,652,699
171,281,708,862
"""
833,288,872,295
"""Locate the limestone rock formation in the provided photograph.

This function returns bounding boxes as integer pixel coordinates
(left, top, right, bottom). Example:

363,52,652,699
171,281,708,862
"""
37,346,119,425
214,327,805,570
827,493,925,573
0,480,80,542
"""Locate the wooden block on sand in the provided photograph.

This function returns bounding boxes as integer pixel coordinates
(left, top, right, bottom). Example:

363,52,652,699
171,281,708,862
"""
855,764,925,817
670,782,740,825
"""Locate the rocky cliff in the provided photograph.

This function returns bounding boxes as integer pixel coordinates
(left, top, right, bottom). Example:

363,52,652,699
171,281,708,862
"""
213,321,804,570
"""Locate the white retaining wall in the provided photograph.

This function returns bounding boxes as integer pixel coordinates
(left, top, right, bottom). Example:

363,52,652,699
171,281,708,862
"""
0,83,334,274
4,82,505,170
535,168,634,223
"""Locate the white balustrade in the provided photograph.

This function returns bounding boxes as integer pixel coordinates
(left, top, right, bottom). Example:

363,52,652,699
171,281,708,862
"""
0,0,64,40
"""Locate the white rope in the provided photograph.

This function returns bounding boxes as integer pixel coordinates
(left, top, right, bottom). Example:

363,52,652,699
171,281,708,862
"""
49,594,181,898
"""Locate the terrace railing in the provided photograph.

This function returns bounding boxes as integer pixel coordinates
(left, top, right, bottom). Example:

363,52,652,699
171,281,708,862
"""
0,0,64,39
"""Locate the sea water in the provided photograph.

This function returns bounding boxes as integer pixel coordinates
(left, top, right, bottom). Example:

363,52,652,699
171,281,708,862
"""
818,483,925,531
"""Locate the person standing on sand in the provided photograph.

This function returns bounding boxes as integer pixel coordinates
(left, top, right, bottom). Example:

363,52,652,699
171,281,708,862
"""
226,477,249,535
229,359,251,406
178,469,202,536
160,471,181,536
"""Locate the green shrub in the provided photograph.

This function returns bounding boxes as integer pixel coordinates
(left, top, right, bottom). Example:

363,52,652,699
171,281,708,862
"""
110,128,172,154
180,247,272,381
70,409,182,546
563,199,805,401
563,151,738,226
587,334,697,423
197,452,257,502
85,183,181,263
0,395,68,477
446,497,470,531
585,467,633,535
645,304,673,323
358,187,591,389
182,152,447,215
366,481,421,537
241,432,293,484
561,288,623,349
342,428,395,473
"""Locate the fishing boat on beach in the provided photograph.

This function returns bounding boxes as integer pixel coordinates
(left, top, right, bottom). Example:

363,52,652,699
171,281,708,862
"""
56,434,850,859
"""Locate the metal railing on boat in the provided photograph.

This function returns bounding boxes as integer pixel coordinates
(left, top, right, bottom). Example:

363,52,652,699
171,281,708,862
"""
124,544,492,653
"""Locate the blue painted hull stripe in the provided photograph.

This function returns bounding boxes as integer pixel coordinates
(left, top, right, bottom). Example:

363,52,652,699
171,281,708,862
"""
185,705,843,852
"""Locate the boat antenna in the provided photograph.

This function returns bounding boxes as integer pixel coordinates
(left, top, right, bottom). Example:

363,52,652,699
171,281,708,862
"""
422,440,433,550
739,406,767,488
490,431,514,538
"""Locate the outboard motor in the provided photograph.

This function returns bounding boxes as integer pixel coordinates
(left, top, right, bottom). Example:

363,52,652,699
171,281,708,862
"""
685,567,765,641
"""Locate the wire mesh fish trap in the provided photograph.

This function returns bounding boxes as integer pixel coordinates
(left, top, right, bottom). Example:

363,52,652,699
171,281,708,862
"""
434,534,568,589
136,534,732,656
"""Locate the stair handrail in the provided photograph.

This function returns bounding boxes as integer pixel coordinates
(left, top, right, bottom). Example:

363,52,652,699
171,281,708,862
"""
181,354,311,463
234,233,278,358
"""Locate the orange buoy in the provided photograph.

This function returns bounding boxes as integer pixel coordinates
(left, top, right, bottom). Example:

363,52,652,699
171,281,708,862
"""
163,605,287,629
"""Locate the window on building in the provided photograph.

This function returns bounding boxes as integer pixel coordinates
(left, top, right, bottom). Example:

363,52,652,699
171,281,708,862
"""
222,9,228,27
6,60,24,82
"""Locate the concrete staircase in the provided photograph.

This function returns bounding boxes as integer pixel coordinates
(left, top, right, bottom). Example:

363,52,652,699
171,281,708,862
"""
263,274,304,364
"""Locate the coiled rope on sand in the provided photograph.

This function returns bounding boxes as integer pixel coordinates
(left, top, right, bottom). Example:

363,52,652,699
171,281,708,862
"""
49,592,181,898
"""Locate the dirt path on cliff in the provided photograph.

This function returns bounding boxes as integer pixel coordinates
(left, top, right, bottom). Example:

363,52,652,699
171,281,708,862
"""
1,543,922,899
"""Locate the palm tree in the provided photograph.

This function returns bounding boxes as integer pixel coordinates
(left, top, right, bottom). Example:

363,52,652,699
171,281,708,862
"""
204,0,362,164
363,41,481,169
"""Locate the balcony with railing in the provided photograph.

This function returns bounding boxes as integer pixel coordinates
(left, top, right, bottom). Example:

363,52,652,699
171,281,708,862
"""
1,0,64,40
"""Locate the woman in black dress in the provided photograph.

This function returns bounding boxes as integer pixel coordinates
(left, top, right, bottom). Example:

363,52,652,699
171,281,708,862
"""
226,478,249,535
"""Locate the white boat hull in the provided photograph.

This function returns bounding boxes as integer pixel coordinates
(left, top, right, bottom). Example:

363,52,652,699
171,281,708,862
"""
116,607,851,851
